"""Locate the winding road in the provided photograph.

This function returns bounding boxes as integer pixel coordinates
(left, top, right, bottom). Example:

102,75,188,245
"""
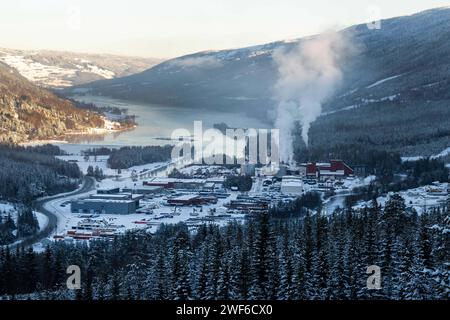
7,177,96,250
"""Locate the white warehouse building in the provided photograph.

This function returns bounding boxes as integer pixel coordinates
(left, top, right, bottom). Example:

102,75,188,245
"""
281,176,304,195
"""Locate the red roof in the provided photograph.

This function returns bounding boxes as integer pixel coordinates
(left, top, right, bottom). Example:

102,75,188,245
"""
306,162,317,175
305,160,353,176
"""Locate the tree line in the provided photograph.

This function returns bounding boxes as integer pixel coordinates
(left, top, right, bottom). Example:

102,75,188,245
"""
223,175,253,191
0,144,82,204
0,194,448,300
0,207,39,246
107,145,173,169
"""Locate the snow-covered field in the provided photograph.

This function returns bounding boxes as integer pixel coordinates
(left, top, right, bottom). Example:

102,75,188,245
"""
57,155,112,175
56,155,169,178
0,54,114,87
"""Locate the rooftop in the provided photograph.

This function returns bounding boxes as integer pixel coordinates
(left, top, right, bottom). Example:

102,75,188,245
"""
171,195,200,201
73,199,136,204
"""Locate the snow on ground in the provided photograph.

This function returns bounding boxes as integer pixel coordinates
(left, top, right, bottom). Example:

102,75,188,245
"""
0,201,48,232
361,94,399,104
366,74,404,89
0,54,76,87
354,182,448,214
43,189,96,235
431,147,450,160
401,155,425,162
0,202,16,214
401,146,450,162
20,140,68,147
0,54,114,87
345,175,376,189
41,159,219,240
35,212,49,231
321,105,359,116
56,155,112,175
57,155,168,178
56,155,175,178
47,190,244,239
84,64,115,79
321,94,399,117
321,176,376,214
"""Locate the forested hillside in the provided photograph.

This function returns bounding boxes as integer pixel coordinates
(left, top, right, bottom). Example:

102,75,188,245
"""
0,145,82,204
0,62,104,144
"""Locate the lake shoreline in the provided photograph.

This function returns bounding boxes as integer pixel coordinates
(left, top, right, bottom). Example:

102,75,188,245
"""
19,124,138,148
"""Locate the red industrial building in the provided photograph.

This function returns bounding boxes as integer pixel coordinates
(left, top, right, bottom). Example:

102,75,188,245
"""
304,160,354,181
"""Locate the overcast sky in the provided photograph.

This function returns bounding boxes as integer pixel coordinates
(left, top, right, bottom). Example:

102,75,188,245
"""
0,0,448,58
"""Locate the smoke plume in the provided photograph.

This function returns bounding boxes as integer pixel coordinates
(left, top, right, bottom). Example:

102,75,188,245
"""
273,32,347,163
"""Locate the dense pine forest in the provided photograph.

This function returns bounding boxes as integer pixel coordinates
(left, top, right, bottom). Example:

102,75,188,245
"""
0,195,448,300
107,145,173,169
0,144,81,204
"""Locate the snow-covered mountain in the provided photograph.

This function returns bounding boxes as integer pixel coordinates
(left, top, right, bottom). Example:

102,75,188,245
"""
0,48,162,88
76,7,450,115
76,7,450,157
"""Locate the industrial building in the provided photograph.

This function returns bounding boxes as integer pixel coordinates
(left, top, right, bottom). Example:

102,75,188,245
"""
71,193,143,215
71,199,138,215
143,179,174,189
143,178,207,190
226,200,269,212
90,193,143,206
174,179,206,190
122,185,163,195
301,160,354,181
97,187,121,194
90,193,143,201
167,195,204,206
281,176,304,194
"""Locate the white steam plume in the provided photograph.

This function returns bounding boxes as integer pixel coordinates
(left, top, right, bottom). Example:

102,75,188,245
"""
273,32,346,163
